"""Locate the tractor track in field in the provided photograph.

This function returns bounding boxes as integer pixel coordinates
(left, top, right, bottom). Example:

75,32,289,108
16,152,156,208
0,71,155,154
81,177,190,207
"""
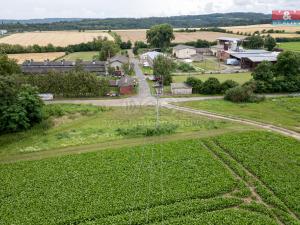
164,104,300,141
213,140,300,222
200,141,285,225
202,139,300,225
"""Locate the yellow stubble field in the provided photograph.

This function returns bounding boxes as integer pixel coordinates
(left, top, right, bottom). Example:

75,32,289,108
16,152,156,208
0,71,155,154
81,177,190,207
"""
0,31,113,47
221,24,300,37
8,52,66,63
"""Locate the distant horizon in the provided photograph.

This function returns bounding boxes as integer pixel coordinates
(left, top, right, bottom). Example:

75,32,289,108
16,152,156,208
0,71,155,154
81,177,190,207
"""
2,0,299,20
0,11,272,21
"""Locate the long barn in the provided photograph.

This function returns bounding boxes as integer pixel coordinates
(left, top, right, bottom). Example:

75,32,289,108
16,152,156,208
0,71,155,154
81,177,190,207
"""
21,60,107,74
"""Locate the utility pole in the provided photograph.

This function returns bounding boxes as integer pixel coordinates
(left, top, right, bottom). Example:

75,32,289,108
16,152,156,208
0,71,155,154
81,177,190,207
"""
154,75,163,128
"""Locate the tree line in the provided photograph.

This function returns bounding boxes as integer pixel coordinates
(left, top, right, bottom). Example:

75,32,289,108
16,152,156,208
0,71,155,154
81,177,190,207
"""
0,36,130,56
0,13,271,32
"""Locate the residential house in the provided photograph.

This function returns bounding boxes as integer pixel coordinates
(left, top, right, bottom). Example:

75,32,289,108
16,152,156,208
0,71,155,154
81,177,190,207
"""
21,60,106,74
173,45,197,59
171,83,192,95
108,55,129,74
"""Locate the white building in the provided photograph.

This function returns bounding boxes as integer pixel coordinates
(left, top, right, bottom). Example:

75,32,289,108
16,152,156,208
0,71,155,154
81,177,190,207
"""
141,51,163,67
0,30,8,36
173,45,197,59
171,83,192,95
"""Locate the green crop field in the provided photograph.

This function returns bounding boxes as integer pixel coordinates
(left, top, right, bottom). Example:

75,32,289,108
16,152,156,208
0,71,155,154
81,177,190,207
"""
277,42,300,52
61,51,99,61
172,72,252,85
176,97,300,132
1,131,299,224
0,104,251,162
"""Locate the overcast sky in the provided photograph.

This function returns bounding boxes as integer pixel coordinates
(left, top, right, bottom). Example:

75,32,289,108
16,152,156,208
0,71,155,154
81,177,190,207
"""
2,0,300,19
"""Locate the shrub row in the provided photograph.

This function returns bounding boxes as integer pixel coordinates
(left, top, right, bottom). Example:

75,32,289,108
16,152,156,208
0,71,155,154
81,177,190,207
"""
186,77,239,95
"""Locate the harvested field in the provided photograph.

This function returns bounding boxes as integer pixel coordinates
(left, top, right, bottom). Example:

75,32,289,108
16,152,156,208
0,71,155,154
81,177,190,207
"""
8,52,65,63
222,24,300,34
116,30,245,43
116,30,147,42
0,31,113,47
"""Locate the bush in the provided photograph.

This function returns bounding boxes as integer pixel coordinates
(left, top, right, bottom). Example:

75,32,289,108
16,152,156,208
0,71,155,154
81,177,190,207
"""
224,85,264,103
186,77,203,94
177,62,195,72
201,78,221,94
220,80,239,93
116,123,178,137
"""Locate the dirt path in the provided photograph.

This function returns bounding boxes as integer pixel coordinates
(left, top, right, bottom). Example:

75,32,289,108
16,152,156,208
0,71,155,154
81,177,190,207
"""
164,104,300,141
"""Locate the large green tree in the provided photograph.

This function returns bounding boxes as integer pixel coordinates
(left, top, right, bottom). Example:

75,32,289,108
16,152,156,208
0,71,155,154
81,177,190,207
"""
275,51,300,80
0,54,21,75
98,39,120,61
243,34,264,49
0,76,43,133
153,55,175,85
252,61,274,82
146,24,175,49
264,35,276,51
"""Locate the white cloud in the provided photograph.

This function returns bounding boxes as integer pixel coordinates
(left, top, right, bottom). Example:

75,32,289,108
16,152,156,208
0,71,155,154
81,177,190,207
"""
1,0,300,19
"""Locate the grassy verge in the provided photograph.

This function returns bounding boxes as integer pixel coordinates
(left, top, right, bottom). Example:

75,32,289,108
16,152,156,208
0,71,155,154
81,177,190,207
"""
0,104,252,161
175,97,300,132
277,42,300,52
142,67,153,75
61,51,99,61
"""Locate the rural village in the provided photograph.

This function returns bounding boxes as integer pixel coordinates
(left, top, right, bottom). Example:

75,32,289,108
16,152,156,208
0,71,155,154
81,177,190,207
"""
0,5,300,225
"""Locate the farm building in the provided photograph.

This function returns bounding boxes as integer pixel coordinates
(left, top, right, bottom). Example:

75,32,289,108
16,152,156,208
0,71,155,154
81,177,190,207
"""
196,48,213,56
0,30,8,36
173,45,197,59
141,51,163,67
240,54,278,70
223,50,279,69
211,37,243,56
191,53,204,62
171,83,192,95
21,60,106,74
119,76,136,95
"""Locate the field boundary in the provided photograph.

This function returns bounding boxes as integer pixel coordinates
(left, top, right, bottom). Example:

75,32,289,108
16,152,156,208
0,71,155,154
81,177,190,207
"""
0,129,250,164
165,104,300,141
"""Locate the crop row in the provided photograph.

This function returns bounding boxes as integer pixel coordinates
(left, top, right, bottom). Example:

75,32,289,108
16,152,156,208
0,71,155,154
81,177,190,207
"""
0,139,239,225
